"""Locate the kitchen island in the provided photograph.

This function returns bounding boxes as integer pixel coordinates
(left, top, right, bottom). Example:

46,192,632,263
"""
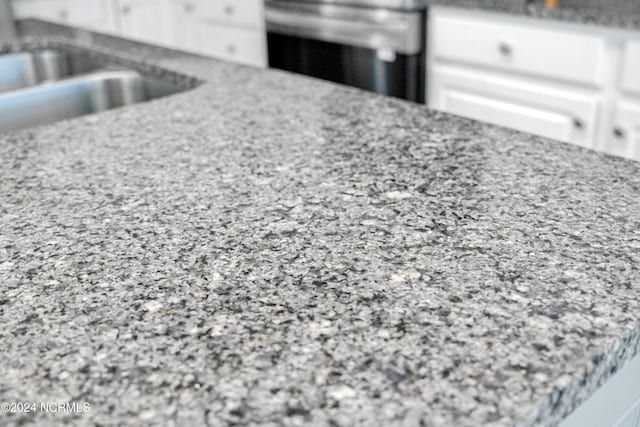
1,21,640,427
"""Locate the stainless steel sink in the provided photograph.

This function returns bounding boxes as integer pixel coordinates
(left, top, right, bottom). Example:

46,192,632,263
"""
0,48,196,133
0,69,182,132
0,50,71,93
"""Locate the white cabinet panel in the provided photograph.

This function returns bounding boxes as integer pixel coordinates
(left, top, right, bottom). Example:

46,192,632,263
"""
169,1,266,68
199,0,264,28
621,40,640,96
606,101,640,161
116,0,168,44
431,66,599,147
12,0,69,22
431,10,607,87
196,24,266,68
12,0,115,32
171,0,200,50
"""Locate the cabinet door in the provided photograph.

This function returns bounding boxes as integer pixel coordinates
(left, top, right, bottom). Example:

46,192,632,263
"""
199,0,264,28
65,0,115,32
430,9,607,87
171,0,202,51
430,66,599,147
195,24,266,68
12,0,69,22
606,101,640,161
12,0,115,32
621,40,640,97
117,0,168,44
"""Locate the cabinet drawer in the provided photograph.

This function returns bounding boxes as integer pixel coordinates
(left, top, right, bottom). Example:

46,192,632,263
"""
606,101,640,161
431,12,607,87
621,40,640,96
430,66,599,147
196,25,266,68
13,0,114,32
195,0,264,28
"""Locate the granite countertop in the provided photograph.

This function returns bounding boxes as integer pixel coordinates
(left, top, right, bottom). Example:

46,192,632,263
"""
427,0,640,30
1,23,640,427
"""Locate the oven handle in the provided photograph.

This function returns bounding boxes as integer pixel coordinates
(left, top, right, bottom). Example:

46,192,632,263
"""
264,0,423,55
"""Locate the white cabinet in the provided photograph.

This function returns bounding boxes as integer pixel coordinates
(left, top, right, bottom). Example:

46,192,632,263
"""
431,66,599,146
621,41,640,96
115,0,170,44
428,7,640,161
12,0,116,32
197,0,264,28
606,101,640,161
171,0,200,51
168,0,267,68
13,0,267,67
194,24,266,67
432,13,607,87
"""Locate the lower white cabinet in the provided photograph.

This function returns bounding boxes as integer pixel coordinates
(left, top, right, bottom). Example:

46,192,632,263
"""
194,24,266,68
429,7,640,162
622,41,640,97
169,0,266,67
605,101,640,161
115,0,170,44
12,0,267,68
430,66,598,147
12,0,116,32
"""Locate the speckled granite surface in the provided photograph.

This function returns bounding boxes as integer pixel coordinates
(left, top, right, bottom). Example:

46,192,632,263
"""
428,0,640,30
1,23,640,427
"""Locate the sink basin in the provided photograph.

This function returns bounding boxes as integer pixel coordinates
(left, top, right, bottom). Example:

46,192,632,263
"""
0,47,198,133
0,50,71,93
0,69,182,132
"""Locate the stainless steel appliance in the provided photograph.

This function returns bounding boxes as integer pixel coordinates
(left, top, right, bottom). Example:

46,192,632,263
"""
265,0,426,103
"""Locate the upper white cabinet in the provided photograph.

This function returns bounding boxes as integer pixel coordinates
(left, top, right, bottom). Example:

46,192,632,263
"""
13,0,116,32
432,14,607,87
429,7,640,162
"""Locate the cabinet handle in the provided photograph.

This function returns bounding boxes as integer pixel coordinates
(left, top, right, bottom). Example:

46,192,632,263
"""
572,118,584,129
121,5,131,15
226,44,236,55
223,4,235,16
498,42,513,56
184,3,194,13
613,127,626,139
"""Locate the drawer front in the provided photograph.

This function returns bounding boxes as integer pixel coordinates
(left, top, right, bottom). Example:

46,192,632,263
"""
12,0,69,22
197,0,264,28
13,0,114,31
430,66,599,147
66,0,113,31
621,40,640,96
431,12,607,87
196,25,266,68
607,101,640,161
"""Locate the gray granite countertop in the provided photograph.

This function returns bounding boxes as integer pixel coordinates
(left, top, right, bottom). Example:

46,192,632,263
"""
428,0,640,30
1,22,640,427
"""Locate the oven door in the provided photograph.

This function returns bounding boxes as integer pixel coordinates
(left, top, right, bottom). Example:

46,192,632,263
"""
265,0,425,103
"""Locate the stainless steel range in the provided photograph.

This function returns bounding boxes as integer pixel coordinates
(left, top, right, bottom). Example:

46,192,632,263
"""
265,0,426,103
